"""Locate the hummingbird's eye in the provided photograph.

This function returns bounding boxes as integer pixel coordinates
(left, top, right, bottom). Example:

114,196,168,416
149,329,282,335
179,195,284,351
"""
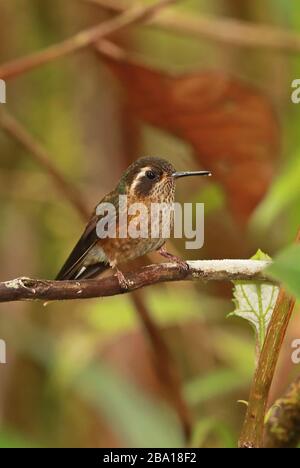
145,170,156,180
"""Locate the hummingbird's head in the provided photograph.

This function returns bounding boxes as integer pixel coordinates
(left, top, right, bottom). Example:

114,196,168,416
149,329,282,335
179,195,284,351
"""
119,156,211,202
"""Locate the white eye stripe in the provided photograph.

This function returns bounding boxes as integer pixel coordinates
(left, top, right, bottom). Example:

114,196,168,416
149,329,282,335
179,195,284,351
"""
137,167,153,180
130,166,154,193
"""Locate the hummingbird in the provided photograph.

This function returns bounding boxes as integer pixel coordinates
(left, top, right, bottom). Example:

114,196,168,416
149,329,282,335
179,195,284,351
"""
55,157,211,287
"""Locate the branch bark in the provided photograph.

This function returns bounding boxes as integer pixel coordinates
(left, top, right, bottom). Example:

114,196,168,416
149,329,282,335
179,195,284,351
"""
0,0,178,80
239,228,300,449
0,259,271,303
86,0,300,53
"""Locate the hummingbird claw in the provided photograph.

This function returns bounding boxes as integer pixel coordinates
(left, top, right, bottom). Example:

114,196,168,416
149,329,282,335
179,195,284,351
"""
176,260,190,272
116,268,130,291
157,246,189,273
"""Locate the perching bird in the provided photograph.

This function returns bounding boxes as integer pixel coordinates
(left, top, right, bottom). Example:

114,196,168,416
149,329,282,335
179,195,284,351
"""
55,157,211,286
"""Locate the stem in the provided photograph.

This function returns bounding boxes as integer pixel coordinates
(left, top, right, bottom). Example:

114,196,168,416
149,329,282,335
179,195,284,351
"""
0,0,178,80
239,228,300,448
86,0,300,52
130,291,192,439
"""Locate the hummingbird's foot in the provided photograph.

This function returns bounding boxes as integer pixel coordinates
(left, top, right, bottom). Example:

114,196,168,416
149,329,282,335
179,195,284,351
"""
157,246,189,272
116,268,130,290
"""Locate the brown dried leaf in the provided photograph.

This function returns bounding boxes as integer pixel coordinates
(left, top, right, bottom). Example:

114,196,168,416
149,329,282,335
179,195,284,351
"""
99,48,280,222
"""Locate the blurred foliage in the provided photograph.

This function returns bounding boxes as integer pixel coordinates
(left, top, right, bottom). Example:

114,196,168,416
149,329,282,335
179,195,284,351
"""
0,429,38,448
268,244,300,300
0,0,300,449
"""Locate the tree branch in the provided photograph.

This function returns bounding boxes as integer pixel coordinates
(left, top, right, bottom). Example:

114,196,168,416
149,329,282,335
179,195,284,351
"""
265,375,300,448
239,228,300,449
86,0,300,53
0,259,272,303
0,0,178,80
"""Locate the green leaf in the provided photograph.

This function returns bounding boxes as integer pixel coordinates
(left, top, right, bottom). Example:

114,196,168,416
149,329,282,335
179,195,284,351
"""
267,244,300,299
75,364,184,448
229,250,279,352
0,430,38,448
10,322,184,448
184,369,245,405
252,249,272,261
191,418,236,448
251,155,300,231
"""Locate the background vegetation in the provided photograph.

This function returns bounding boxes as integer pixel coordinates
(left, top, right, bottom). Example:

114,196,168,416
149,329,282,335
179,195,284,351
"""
0,0,300,448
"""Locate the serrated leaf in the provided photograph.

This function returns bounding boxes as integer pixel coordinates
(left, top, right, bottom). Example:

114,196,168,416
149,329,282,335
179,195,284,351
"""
230,250,279,352
252,249,272,261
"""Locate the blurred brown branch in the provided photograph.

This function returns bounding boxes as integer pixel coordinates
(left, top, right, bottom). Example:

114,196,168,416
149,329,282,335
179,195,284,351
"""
0,109,89,220
130,291,192,439
265,375,300,448
87,0,300,52
0,0,178,80
95,38,154,65
0,259,272,303
239,228,300,449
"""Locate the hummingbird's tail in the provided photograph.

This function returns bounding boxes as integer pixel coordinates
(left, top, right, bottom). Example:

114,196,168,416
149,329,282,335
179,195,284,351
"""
55,262,109,281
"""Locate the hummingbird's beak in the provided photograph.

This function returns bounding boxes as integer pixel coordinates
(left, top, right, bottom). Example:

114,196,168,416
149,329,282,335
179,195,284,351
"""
172,170,212,179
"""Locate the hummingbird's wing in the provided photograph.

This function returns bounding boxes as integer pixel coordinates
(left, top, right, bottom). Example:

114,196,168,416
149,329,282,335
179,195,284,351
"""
55,213,109,280
56,190,123,280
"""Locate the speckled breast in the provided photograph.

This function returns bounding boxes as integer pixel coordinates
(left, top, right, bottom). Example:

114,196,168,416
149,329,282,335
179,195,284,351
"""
101,189,175,265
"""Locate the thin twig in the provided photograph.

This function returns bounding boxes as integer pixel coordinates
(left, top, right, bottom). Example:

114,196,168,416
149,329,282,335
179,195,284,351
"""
95,38,156,67
86,0,300,53
239,228,300,449
265,375,300,448
130,291,192,439
0,109,89,220
0,0,178,80
0,259,272,303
